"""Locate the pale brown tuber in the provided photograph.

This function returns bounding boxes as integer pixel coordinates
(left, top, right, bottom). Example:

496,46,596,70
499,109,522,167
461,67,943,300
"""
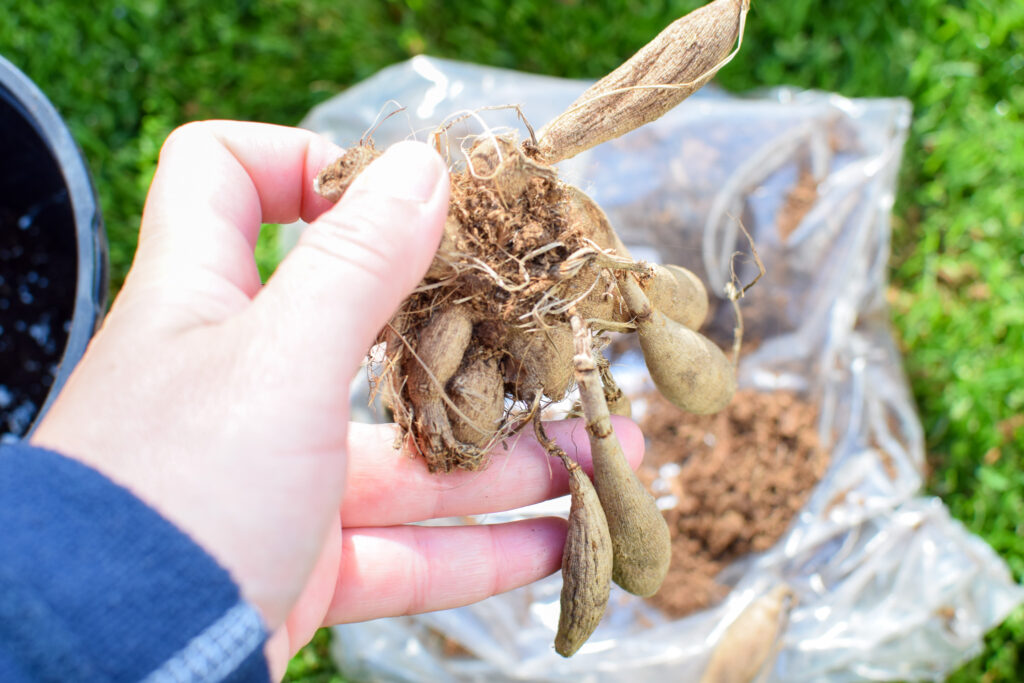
448,353,505,447
403,306,474,468
504,325,575,402
698,585,794,683
537,0,749,164
644,263,709,330
572,316,671,597
618,274,736,415
554,457,614,657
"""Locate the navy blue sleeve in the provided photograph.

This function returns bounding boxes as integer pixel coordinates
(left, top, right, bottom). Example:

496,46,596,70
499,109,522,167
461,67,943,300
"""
0,442,270,683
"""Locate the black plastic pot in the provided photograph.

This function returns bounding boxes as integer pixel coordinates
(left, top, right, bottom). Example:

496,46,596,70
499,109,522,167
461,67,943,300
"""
0,56,107,442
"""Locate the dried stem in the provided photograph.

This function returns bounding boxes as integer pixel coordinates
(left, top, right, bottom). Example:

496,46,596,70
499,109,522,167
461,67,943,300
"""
570,316,616,446
615,273,654,321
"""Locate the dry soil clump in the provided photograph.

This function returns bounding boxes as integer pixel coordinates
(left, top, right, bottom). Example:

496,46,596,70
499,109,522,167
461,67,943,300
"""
639,388,829,618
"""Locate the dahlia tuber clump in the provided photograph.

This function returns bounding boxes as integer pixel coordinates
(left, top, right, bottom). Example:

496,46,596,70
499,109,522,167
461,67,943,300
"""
315,0,750,657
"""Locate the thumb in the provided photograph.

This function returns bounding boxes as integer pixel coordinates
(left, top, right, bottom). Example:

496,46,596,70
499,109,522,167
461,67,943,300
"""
251,141,450,377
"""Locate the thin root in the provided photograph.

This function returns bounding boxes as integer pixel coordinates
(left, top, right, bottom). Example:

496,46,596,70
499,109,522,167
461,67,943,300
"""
533,407,574,473
724,217,765,365
361,101,409,146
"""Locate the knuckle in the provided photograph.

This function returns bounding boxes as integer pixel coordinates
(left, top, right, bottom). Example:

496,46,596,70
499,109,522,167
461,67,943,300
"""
159,120,217,160
303,208,398,282
405,533,433,616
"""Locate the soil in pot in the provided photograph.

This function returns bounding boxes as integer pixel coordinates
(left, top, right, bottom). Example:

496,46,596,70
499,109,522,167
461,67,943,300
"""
0,98,77,440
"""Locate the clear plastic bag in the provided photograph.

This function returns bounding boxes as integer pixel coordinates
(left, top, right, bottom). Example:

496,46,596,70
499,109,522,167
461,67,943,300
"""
282,57,1023,682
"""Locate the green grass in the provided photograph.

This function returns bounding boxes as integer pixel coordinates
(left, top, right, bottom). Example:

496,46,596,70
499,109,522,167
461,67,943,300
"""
2,0,1022,680
283,628,345,683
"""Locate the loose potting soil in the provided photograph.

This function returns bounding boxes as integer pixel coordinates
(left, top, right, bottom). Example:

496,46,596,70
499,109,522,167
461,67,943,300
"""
0,98,76,440
638,388,828,617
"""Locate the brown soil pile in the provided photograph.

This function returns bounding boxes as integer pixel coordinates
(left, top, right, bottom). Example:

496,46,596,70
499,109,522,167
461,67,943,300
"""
638,388,828,618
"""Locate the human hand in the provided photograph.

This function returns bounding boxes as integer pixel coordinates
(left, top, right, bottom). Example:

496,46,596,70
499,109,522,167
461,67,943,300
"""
30,121,643,678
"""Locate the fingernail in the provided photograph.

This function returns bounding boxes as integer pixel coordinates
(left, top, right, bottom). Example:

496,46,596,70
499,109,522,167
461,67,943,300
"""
350,140,446,203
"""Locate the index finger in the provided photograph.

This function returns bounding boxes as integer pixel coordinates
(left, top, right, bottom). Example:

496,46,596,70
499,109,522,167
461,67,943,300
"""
131,120,343,301
340,417,645,527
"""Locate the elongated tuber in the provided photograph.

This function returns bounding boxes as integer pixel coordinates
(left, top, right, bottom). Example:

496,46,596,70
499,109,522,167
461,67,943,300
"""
699,585,794,683
618,274,735,415
554,459,614,657
504,325,575,402
537,0,749,164
405,306,474,468
572,316,671,597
